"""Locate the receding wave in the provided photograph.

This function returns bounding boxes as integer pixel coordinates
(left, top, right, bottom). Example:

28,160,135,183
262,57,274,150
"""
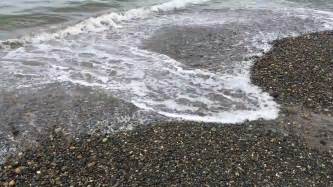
1,0,333,124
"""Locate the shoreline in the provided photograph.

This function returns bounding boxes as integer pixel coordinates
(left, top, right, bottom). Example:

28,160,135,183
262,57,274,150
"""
251,31,333,152
1,29,333,185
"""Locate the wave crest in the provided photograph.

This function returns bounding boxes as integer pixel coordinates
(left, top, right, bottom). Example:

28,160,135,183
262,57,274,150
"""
26,0,210,42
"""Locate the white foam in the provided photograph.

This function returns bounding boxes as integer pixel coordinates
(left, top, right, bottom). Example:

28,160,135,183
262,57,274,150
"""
151,0,210,11
2,1,333,124
24,0,210,43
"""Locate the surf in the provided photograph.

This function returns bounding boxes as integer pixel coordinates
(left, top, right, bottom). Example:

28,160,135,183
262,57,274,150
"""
1,0,333,124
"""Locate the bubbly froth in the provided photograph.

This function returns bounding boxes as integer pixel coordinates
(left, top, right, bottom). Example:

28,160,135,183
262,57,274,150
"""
1,0,333,124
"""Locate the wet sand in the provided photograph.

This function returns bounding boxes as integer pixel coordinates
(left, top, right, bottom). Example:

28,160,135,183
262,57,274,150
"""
1,27,333,186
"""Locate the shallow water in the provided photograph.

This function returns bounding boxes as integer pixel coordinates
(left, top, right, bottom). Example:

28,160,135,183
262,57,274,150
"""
0,0,333,161
0,0,172,40
1,0,333,122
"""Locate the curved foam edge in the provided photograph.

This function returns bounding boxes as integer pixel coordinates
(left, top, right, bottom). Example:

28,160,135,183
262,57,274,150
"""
132,96,279,124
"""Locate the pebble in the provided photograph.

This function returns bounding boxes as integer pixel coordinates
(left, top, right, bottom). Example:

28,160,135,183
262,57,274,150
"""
14,167,21,174
102,138,108,143
8,180,15,186
54,128,62,133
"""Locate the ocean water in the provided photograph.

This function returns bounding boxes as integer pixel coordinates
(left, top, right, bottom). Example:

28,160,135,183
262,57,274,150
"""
0,0,333,124
0,0,333,163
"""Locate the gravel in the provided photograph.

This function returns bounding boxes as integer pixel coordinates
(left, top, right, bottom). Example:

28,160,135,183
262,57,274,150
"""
0,82,166,163
251,31,333,114
0,122,332,186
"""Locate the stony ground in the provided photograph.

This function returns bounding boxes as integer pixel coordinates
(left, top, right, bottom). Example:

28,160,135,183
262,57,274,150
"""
251,31,333,114
0,122,332,186
251,31,333,153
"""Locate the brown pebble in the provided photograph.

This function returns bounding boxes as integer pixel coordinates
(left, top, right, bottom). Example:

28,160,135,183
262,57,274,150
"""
9,180,15,186
14,167,22,174
54,128,62,133
87,162,96,167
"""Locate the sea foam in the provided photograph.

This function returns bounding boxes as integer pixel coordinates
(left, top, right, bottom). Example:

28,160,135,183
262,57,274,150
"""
2,0,333,124
26,0,211,42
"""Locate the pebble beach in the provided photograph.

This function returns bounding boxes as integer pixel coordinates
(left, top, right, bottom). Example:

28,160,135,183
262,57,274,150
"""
1,31,333,186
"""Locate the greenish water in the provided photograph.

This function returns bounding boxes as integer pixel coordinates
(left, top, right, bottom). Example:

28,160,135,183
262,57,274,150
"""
0,0,168,39
288,0,333,9
1,0,333,40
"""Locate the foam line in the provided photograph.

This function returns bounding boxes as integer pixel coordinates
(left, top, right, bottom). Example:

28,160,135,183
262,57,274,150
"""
26,0,210,42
